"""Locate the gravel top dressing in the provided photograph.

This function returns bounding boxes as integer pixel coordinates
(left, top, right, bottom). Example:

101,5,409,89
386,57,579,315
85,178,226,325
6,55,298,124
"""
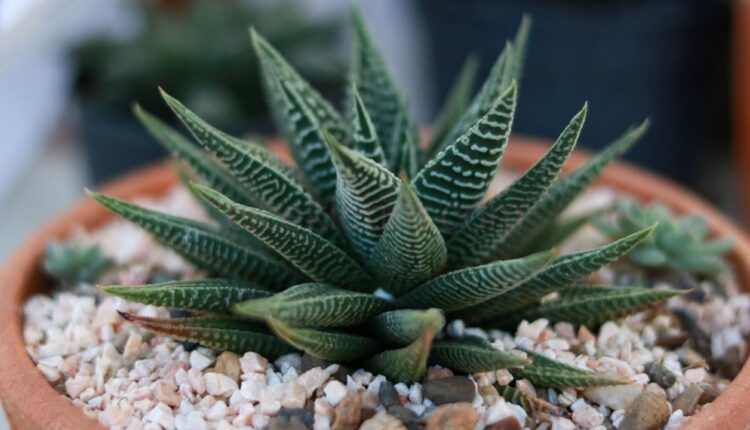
22,185,749,430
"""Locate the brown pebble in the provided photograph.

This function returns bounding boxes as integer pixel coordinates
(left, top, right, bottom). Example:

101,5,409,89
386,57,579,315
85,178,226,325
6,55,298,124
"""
425,367,454,381
655,331,689,349
619,383,670,430
361,407,377,422
426,403,479,430
672,384,703,415
360,412,406,430
698,382,724,404
208,351,241,382
485,416,522,430
479,384,500,405
423,376,476,405
331,391,362,430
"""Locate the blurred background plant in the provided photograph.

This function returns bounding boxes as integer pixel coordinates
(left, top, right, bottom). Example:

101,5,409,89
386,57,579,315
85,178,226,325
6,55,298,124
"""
72,0,344,182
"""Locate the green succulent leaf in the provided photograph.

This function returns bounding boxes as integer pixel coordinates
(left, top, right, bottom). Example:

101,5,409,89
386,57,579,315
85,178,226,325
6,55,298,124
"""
431,42,516,157
427,55,480,155
325,131,400,262
267,317,380,363
390,103,421,177
495,383,561,416
366,309,445,346
275,79,339,205
160,89,341,243
365,329,435,383
526,211,596,253
350,84,387,166
492,121,649,259
89,192,301,288
397,250,555,312
134,105,257,208
194,185,376,292
350,6,407,165
447,105,586,267
507,286,684,329
101,279,271,313
233,283,392,327
251,28,347,201
413,82,517,237
455,226,655,324
430,337,528,373
511,350,630,387
120,313,296,358
367,180,447,295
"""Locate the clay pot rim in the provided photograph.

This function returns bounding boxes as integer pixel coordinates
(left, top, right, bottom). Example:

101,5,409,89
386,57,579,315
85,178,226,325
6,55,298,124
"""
0,136,748,429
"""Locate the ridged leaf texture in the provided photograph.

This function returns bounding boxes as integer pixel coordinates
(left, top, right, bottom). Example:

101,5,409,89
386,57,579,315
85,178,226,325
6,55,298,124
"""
430,337,528,373
326,131,399,262
495,383,560,416
194,185,375,292
511,350,630,387
102,279,271,313
367,309,445,346
268,317,379,363
413,82,517,237
160,89,341,243
428,56,480,154
350,6,407,164
90,192,301,288
350,84,387,166
365,329,435,383
492,121,649,259
396,250,555,312
233,283,392,327
367,181,447,295
507,286,684,329
121,313,296,358
455,226,655,324
252,29,346,204
447,105,586,267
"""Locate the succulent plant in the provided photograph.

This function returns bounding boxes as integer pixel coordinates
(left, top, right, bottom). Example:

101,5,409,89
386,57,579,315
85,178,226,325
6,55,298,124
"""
92,10,682,385
594,197,733,276
44,241,111,287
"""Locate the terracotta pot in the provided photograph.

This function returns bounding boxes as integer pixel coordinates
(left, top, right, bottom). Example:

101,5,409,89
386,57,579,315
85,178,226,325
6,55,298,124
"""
1,137,749,429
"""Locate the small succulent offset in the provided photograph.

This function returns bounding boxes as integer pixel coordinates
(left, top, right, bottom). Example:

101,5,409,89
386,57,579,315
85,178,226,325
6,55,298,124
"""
44,241,111,287
92,10,682,387
595,197,733,277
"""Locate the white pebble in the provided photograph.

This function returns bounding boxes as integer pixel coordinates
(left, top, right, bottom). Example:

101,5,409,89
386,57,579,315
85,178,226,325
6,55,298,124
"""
550,416,577,430
572,406,605,429
239,352,268,375
684,368,706,384
205,373,238,397
240,373,266,402
189,350,214,371
324,380,348,406
144,402,174,430
485,398,514,425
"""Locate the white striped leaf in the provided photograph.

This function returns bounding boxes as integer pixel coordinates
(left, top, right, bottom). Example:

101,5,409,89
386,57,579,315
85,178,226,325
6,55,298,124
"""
134,105,257,208
505,286,684,329
367,181,447,296
325,132,400,262
396,250,555,312
491,120,649,259
350,84,387,166
391,103,421,177
120,313,296,358
430,337,528,373
412,82,517,237
233,283,392,327
511,350,629,387
366,309,445,346
350,6,407,166
194,185,376,292
365,329,435,383
268,317,380,363
454,226,655,324
447,104,587,267
160,89,341,243
102,279,271,313
90,192,302,288
427,56,480,155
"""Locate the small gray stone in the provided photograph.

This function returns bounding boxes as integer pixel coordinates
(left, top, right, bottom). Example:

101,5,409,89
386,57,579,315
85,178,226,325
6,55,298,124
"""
386,405,420,430
379,381,401,408
644,362,676,388
423,376,476,405
268,408,313,430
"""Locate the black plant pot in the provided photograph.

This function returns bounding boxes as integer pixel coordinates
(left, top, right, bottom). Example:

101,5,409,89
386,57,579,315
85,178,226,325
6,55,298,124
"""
418,0,730,188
